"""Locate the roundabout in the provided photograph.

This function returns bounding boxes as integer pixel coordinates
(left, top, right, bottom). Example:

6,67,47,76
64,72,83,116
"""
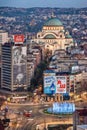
5,102,74,130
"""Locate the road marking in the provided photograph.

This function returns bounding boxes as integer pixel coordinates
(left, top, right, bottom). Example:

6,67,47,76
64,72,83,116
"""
27,118,34,121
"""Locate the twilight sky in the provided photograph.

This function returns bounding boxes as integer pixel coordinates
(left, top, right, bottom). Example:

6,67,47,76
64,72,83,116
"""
0,0,87,8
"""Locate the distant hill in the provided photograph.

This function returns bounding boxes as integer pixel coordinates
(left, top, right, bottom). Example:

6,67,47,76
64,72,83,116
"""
0,7,87,17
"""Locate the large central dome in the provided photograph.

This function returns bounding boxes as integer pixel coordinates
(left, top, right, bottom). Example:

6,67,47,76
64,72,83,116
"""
44,18,63,26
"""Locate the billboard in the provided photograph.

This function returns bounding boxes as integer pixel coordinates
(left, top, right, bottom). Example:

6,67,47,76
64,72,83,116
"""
56,76,66,93
44,73,56,95
12,46,27,88
14,34,24,44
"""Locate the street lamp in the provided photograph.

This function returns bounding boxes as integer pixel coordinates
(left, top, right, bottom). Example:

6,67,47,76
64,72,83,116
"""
73,110,79,130
44,118,46,130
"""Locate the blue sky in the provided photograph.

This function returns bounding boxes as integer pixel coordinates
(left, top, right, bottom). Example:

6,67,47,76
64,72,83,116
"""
0,0,87,8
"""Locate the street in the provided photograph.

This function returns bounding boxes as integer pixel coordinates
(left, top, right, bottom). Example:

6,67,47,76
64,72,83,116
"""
4,103,73,130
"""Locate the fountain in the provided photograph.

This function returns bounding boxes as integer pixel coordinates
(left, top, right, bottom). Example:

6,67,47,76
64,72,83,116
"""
47,102,75,114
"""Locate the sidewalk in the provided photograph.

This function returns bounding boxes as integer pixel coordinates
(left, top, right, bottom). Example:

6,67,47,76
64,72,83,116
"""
8,102,40,106
7,101,51,106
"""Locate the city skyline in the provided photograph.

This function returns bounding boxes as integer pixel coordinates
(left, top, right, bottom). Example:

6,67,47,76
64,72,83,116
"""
0,0,87,8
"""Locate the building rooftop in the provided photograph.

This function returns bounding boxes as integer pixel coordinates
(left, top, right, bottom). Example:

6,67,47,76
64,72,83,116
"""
44,69,55,73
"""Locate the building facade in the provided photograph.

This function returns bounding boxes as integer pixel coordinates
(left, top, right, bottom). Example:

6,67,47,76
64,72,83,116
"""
0,31,8,56
27,43,42,88
1,43,27,91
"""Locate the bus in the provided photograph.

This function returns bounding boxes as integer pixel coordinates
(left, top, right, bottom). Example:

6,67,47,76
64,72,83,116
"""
10,96,27,103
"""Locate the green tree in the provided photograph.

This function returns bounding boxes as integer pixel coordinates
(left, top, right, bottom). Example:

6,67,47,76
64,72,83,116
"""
30,60,49,91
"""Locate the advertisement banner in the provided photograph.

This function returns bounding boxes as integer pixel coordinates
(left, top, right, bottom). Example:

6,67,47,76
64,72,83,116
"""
14,34,24,44
12,46,27,87
44,74,56,95
56,76,66,93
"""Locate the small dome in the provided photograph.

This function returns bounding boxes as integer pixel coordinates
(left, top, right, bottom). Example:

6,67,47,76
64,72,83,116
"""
44,34,56,39
44,18,63,26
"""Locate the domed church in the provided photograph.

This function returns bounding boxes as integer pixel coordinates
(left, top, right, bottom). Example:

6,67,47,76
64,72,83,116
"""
31,18,74,54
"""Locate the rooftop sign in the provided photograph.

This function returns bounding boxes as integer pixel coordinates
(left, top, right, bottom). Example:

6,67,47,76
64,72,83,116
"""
14,34,24,44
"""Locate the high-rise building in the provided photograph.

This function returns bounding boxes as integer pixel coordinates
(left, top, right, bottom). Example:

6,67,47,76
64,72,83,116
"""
1,42,27,92
0,30,8,80
0,30,8,56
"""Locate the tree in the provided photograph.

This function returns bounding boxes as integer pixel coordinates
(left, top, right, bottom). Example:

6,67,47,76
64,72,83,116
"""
44,49,52,62
30,60,49,91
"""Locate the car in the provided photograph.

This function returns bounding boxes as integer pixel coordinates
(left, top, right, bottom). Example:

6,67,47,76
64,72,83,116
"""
23,111,31,117
44,104,49,107
79,100,83,102
58,116,62,118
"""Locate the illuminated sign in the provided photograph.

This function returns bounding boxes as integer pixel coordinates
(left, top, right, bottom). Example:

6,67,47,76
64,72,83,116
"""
44,74,56,95
12,46,27,89
56,76,66,93
14,34,24,44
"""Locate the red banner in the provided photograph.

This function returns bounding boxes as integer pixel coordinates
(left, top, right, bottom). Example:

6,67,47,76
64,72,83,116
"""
14,35,24,43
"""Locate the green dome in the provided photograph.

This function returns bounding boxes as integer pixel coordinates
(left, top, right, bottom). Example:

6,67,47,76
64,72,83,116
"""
44,34,56,39
44,18,63,26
